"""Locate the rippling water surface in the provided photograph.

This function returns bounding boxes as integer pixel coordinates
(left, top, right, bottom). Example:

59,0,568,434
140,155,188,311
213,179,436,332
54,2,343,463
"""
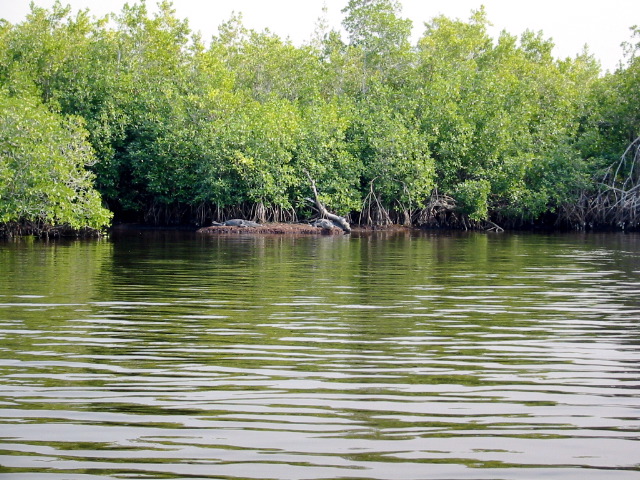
1,231,639,479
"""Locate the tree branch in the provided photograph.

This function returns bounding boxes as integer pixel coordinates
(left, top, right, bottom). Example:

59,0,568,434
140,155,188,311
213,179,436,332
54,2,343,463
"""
303,170,351,233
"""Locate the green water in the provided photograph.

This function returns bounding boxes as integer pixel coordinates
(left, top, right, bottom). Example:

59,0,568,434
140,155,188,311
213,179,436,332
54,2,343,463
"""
1,230,639,479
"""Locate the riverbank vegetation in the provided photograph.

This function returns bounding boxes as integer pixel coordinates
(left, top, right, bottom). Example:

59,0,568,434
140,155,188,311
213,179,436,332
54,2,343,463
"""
1,0,639,236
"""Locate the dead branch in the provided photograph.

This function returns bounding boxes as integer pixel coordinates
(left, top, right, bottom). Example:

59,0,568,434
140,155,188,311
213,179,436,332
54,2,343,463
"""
303,170,351,233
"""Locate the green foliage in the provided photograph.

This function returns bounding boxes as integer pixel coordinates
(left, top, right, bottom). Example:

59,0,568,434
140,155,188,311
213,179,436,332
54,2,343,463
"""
414,8,600,221
579,26,640,166
342,0,412,84
350,84,434,211
1,0,637,230
0,91,112,230
295,98,361,214
454,180,491,221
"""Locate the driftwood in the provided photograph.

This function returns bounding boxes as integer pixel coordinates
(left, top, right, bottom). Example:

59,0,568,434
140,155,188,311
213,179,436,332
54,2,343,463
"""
303,170,351,233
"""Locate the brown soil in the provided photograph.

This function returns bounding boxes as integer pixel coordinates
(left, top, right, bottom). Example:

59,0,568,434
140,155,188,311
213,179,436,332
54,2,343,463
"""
196,222,346,235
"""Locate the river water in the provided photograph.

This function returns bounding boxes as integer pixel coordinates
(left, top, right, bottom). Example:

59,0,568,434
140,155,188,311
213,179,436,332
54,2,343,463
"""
0,230,639,479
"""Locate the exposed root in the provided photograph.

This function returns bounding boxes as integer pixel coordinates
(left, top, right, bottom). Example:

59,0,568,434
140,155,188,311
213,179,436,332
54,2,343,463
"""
560,135,640,229
360,179,393,226
0,221,103,239
414,190,457,227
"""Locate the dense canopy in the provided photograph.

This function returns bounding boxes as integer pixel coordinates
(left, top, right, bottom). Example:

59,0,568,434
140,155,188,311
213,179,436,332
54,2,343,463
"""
1,0,639,235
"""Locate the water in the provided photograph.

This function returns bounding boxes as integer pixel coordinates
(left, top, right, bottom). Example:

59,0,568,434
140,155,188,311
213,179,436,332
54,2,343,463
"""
1,230,639,479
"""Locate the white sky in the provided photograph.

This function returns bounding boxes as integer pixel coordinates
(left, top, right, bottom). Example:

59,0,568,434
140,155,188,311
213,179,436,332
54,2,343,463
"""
1,0,638,73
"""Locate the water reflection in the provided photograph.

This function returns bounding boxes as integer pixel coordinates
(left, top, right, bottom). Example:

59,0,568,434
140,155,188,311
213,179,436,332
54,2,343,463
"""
1,231,639,479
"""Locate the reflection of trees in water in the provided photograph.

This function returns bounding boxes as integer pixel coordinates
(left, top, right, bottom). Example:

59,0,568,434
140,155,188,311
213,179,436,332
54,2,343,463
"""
0,238,113,358
0,238,113,302
2,232,640,477
5,232,639,383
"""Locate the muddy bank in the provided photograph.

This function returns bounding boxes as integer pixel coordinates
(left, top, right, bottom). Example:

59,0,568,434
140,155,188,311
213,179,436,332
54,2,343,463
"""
110,222,410,236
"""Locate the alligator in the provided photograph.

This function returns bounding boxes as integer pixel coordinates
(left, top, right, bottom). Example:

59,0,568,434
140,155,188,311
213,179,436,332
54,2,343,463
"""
312,218,337,230
211,219,262,228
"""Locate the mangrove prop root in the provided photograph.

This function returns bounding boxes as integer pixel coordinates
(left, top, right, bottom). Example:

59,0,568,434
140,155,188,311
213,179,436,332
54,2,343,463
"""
561,135,640,229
